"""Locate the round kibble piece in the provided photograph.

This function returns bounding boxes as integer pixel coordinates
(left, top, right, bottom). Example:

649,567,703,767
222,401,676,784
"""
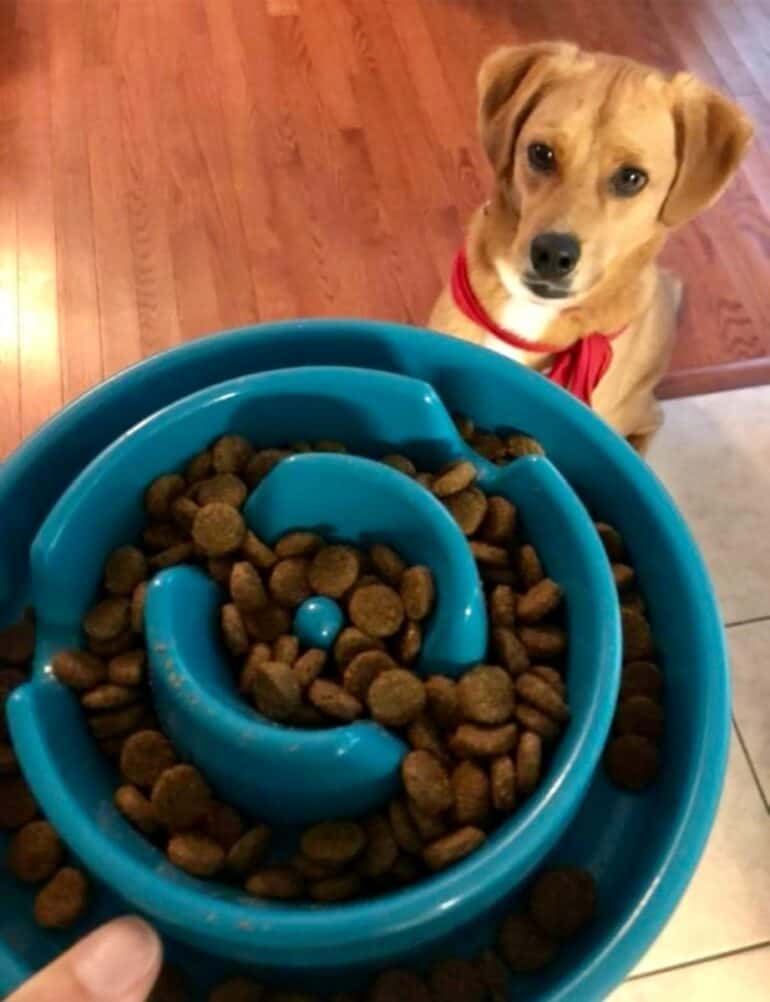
517,731,543,795
444,486,488,536
269,558,312,608
143,522,186,551
167,832,225,877
333,627,383,667
149,542,194,569
498,912,557,972
369,544,406,585
430,957,487,1002
518,624,567,659
104,546,147,596
480,495,517,544
612,563,636,591
34,867,88,929
108,650,146,686
52,649,106,690
243,603,292,644
388,799,423,855
492,627,530,676
301,820,366,866
193,503,246,556
399,566,435,622
514,704,560,742
516,673,570,722
171,495,200,530
491,755,516,812
368,669,426,727
151,764,211,830
621,661,664,700
343,649,394,700
360,813,399,878
452,760,491,825
308,545,361,598
621,608,654,662
82,684,137,711
381,453,417,477
408,800,446,841
310,872,361,902
423,826,485,871
615,694,664,739
290,853,339,881
145,474,185,520
115,785,158,835
605,734,661,791
470,541,509,566
244,449,290,488
121,730,177,788
246,867,305,900
458,665,515,724
517,579,563,623
212,434,253,474
308,679,363,721
274,531,324,558
273,632,299,666
222,603,249,657
489,585,516,628
8,821,63,883
595,521,625,560
449,723,517,759
370,970,433,1002
230,562,267,612
209,977,265,1002
83,598,131,641
505,433,544,458
531,665,566,694
407,715,447,761
518,544,544,587
88,701,148,739
226,824,271,876
432,460,477,498
197,473,248,508
253,661,302,721
293,648,327,688
242,531,277,570
0,775,38,829
401,750,453,816
424,675,461,729
529,866,597,939
349,583,404,638
397,620,422,664
203,801,245,850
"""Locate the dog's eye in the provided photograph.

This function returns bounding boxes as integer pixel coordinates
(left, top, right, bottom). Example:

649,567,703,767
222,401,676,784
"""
527,143,556,173
612,165,649,197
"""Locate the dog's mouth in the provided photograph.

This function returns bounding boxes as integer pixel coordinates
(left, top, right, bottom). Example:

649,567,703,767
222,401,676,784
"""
522,276,573,301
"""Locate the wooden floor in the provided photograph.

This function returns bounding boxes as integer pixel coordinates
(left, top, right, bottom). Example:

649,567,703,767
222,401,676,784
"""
0,0,768,461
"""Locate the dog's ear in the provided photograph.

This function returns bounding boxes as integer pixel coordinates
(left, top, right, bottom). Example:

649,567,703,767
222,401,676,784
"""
661,73,753,227
477,42,578,176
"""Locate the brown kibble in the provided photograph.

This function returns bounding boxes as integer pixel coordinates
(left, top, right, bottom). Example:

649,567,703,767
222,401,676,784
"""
423,826,485,871
444,486,488,536
120,730,177,788
452,761,491,825
275,531,324,558
367,669,426,727
516,732,543,796
492,628,530,676
498,912,557,972
203,801,245,851
489,585,516,628
87,702,149,739
143,521,186,552
531,665,566,696
186,450,213,483
34,867,88,929
290,852,341,881
301,820,365,865
349,583,404,638
505,433,544,458
221,604,249,657
0,614,35,665
226,825,271,876
623,589,646,612
605,734,661,791
343,649,394,700
471,432,506,462
381,453,417,478
108,650,146,686
309,872,361,902
370,970,432,1002
529,866,597,939
518,544,544,588
616,695,664,740
469,541,509,567
253,661,302,721
244,449,291,488
243,604,292,644
407,800,446,842
399,566,435,622
230,562,267,612
193,503,246,557
479,565,516,587
82,684,138,711
83,597,131,641
433,460,477,498
389,853,422,887
397,620,422,665
476,949,509,1002
359,813,398,879
209,977,265,1002
104,546,147,596
516,673,570,723
595,521,625,560
8,821,63,883
518,624,567,659
273,633,300,666
167,832,225,877
458,665,515,725
453,414,475,441
401,750,453,816
293,648,327,687
388,799,423,855
622,608,654,662
115,785,158,835
621,661,664,701
612,563,635,591
333,627,383,667
449,723,517,759
245,866,304,900
242,531,277,570
240,643,272,693
171,496,200,531
424,676,461,729
145,474,186,520
196,473,248,509
491,755,516,812
308,545,361,598
429,957,487,1002
269,558,312,608
407,715,447,761
151,764,211,830
87,628,136,658
308,679,363,722
479,495,517,545
514,704,560,742
517,579,563,624
212,434,253,474
52,649,106,690
369,544,406,585
131,582,148,634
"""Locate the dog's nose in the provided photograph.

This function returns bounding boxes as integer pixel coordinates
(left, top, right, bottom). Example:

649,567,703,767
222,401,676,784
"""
530,232,581,281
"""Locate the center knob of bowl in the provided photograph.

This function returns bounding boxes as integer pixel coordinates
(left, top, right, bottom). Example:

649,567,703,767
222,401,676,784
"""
293,596,344,650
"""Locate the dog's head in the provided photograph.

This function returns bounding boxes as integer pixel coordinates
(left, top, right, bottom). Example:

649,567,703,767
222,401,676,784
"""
478,43,753,302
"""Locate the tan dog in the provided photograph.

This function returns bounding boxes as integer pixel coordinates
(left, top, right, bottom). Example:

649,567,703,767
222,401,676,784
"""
430,43,753,450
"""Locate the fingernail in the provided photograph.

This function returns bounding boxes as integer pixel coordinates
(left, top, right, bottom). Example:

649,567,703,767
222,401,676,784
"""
72,916,161,998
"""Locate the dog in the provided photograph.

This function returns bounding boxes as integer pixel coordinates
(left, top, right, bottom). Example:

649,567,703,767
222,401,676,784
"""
429,42,753,451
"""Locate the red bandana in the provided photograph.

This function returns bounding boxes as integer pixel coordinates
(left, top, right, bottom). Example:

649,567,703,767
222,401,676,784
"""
450,248,624,407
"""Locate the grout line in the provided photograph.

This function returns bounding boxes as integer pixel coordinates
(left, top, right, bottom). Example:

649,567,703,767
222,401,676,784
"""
732,716,770,813
725,614,770,629
628,939,770,982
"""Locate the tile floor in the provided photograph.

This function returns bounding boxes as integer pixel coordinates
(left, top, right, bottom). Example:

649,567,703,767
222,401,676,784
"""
609,385,770,1000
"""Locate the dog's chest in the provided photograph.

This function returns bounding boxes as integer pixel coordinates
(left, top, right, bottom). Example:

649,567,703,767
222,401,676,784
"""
483,296,561,367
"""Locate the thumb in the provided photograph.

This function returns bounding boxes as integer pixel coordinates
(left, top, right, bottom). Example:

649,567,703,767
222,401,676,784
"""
8,916,163,1002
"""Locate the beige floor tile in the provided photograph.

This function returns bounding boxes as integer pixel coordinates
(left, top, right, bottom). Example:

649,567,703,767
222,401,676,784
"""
729,619,770,804
649,385,770,623
609,945,770,1001
631,729,770,976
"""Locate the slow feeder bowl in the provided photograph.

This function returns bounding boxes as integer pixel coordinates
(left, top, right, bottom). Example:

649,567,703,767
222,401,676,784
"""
0,320,729,1001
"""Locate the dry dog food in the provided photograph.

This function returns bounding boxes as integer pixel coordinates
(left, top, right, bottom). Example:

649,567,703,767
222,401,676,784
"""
33,866,89,930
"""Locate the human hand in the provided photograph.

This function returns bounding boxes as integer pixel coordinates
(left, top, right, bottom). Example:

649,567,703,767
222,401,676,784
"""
7,916,162,1002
